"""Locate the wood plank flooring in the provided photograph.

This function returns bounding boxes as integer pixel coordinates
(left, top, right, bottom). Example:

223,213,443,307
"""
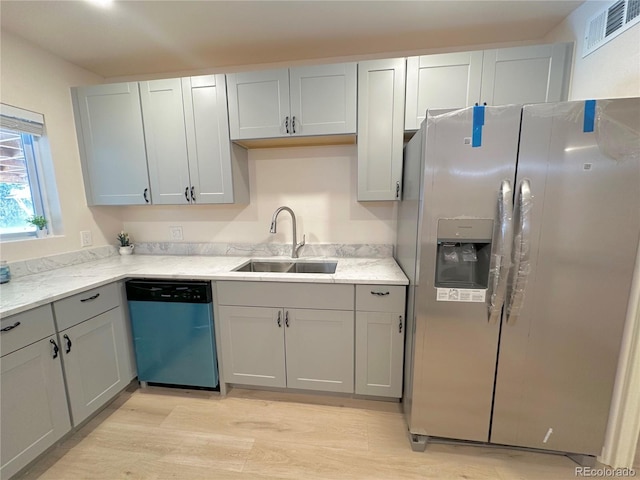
15,386,636,479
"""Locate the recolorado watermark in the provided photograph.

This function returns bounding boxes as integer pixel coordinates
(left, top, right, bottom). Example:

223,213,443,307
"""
576,466,636,477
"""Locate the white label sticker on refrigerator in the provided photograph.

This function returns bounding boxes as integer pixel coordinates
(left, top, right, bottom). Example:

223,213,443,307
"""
436,288,486,303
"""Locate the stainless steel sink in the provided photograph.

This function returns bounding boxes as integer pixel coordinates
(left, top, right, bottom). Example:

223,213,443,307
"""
234,261,293,273
291,262,337,274
233,260,337,274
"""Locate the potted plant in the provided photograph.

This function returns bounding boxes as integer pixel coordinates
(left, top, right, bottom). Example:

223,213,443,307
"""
27,215,48,238
117,231,134,255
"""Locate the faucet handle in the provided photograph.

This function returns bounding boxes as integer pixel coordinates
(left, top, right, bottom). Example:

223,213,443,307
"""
294,234,306,257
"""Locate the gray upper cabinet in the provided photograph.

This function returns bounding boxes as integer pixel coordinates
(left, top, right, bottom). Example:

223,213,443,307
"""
405,51,483,131
73,82,151,205
480,43,570,106
183,76,248,204
226,68,290,140
405,43,572,130
227,63,357,140
140,75,248,205
357,58,406,201
139,78,191,205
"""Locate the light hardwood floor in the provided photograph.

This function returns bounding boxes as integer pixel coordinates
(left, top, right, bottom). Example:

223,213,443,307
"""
15,386,637,480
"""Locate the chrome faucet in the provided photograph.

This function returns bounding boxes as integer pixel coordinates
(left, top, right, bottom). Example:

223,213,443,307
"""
269,206,305,258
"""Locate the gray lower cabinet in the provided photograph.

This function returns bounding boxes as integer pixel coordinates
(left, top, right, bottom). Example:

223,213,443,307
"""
355,285,406,398
0,306,71,480
218,305,286,388
217,281,355,393
53,282,135,426
58,308,131,426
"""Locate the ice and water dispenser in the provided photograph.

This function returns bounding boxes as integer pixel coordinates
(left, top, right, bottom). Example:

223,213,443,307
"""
435,219,493,289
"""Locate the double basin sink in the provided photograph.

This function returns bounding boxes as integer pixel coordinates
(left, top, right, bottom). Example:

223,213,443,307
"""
234,260,337,274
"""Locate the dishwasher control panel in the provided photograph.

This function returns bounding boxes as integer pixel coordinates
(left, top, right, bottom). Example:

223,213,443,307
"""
125,280,212,304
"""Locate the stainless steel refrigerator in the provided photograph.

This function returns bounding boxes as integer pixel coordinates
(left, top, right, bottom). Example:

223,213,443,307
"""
397,98,640,460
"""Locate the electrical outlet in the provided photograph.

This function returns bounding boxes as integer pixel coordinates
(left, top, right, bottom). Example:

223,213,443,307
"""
80,230,92,247
169,226,183,241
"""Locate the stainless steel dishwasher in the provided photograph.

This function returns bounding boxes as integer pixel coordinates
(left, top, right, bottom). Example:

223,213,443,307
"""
125,279,218,389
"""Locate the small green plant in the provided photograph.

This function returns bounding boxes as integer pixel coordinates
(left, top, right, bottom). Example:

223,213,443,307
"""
117,231,130,247
27,215,48,230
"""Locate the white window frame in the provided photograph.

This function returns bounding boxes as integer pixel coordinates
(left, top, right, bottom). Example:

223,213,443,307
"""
1,104,56,241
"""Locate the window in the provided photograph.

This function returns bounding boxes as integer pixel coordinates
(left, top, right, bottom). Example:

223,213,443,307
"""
1,104,57,240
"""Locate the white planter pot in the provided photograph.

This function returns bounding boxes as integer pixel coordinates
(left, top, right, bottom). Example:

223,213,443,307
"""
35,228,47,239
119,245,134,255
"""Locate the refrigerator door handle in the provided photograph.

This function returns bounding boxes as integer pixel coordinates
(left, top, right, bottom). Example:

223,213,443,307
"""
487,180,513,324
506,179,532,325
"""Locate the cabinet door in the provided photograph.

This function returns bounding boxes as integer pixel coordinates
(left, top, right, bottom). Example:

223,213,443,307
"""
61,307,129,426
218,306,286,388
405,51,483,130
139,78,191,205
1,337,71,480
226,69,290,140
357,59,406,201
73,82,151,205
289,63,357,136
480,43,570,106
355,312,404,398
284,309,354,393
182,75,235,204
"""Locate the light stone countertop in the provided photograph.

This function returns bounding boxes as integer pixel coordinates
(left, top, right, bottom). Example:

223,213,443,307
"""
0,255,408,317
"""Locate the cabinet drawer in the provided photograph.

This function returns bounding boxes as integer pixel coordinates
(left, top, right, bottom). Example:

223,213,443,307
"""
1,305,56,357
217,281,354,310
53,283,120,331
356,285,405,313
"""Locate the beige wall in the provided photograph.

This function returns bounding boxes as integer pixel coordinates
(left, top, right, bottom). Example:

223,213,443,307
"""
0,31,122,262
121,145,396,246
545,2,640,99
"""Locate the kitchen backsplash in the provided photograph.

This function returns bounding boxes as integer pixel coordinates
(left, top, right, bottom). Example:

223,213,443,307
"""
6,243,392,279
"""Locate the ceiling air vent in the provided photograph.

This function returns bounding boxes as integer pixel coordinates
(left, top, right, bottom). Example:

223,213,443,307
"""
583,0,640,57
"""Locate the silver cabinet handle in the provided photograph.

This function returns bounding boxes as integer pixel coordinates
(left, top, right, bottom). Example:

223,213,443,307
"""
371,291,390,296
80,293,100,303
506,179,532,325
1,321,21,333
285,311,289,328
487,180,513,324
277,311,282,328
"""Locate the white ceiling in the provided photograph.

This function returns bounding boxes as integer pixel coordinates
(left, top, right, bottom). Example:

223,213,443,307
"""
0,0,585,79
